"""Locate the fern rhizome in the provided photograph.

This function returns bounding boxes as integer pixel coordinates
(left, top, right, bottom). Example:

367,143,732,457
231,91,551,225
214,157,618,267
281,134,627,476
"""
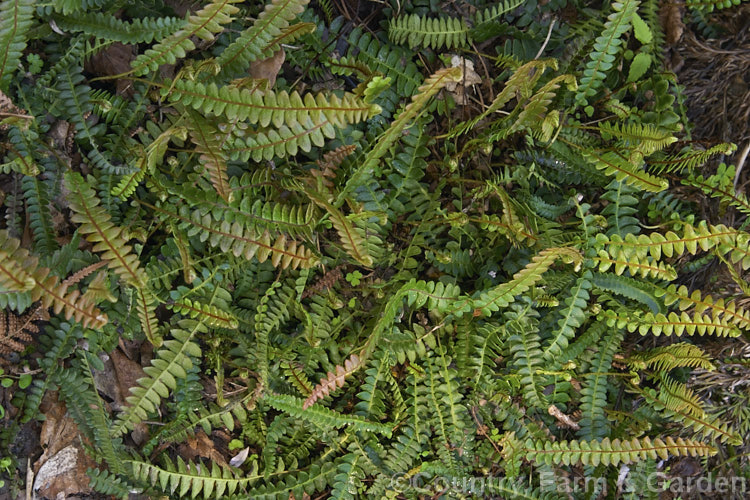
1,0,749,498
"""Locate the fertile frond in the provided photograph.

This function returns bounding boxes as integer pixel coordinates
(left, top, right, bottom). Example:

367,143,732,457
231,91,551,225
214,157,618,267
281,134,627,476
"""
648,142,736,174
187,113,231,201
304,354,362,409
130,0,242,76
583,149,669,192
66,172,148,287
342,66,462,199
598,121,677,155
0,230,106,328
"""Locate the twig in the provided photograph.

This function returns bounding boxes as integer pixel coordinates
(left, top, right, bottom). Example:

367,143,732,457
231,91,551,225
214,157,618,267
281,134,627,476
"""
534,19,556,60
733,140,750,189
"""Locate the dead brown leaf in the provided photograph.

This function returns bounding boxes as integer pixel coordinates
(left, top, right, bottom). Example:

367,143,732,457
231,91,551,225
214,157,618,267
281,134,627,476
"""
84,42,136,96
249,49,285,88
659,2,684,45
178,430,228,467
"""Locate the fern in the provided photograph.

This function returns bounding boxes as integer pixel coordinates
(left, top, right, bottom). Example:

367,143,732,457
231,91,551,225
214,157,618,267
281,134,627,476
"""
51,12,184,44
575,0,639,108
523,435,717,466
0,0,34,91
389,14,470,50
112,319,205,437
129,0,242,76
0,230,106,328
216,0,309,80
167,80,380,129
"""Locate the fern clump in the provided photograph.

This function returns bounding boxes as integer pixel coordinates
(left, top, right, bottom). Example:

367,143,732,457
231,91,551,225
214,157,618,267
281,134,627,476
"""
1,0,748,497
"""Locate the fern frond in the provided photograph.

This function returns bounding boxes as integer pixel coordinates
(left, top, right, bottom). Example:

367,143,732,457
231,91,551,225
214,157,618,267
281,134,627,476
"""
542,272,592,361
187,113,232,201
168,297,239,329
682,163,750,217
636,383,742,444
264,393,393,436
472,247,582,317
655,284,750,330
304,354,362,409
0,230,106,328
216,0,309,80
66,172,148,288
227,118,333,162
594,251,677,280
389,14,469,50
576,0,639,107
583,149,669,192
127,456,255,498
0,0,34,91
151,202,317,269
112,319,204,437
167,80,381,128
601,309,741,337
51,12,184,44
578,328,623,439
524,436,716,466
130,0,242,76
590,272,663,314
342,66,462,200
648,142,736,174
627,343,714,372
598,121,677,155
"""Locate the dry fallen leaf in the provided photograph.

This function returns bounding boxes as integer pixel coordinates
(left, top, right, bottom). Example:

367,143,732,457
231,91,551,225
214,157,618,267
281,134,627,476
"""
445,55,482,104
178,430,228,467
249,48,286,88
660,2,684,45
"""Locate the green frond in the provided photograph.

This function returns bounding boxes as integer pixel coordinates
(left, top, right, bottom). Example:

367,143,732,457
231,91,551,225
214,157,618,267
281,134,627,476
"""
51,12,184,44
168,297,239,329
127,456,257,498
112,319,205,437
626,343,715,372
186,113,232,202
578,328,623,439
655,283,750,330
227,118,333,162
0,0,34,91
601,309,741,337
216,0,309,80
523,435,716,466
342,66,462,200
389,14,470,50
130,0,242,76
167,80,381,129
472,247,582,317
636,382,742,444
542,272,592,361
685,0,746,12
598,121,677,155
576,0,639,107
264,393,394,436
590,272,664,314
648,142,736,174
683,163,750,217
583,149,669,192
151,202,317,269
